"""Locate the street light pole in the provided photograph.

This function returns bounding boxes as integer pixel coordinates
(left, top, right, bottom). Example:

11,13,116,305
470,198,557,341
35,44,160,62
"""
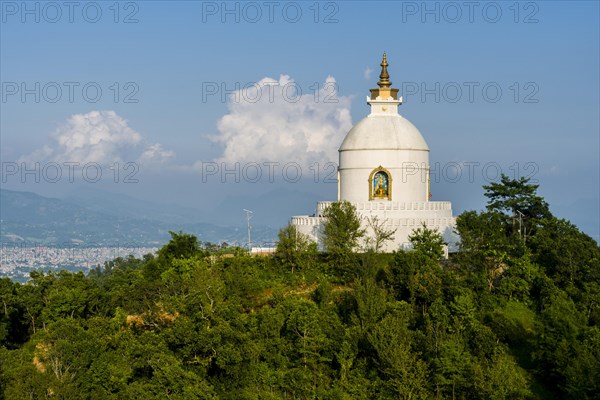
516,210,525,243
243,209,253,252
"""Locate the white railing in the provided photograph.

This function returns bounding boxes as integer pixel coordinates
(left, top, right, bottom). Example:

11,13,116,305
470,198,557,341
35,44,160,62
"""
355,201,452,212
316,200,452,214
290,216,322,226
291,215,455,228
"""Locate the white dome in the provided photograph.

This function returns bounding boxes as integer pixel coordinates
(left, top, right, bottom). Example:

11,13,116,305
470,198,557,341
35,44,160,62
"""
339,114,429,152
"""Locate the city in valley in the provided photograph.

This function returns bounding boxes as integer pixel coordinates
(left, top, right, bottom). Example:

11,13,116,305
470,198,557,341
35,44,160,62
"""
0,245,157,282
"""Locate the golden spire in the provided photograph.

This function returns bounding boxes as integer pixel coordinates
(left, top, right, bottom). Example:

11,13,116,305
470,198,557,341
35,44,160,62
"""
377,52,392,88
370,52,399,101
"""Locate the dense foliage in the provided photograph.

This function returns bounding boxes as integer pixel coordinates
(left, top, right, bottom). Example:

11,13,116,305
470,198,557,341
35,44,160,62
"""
0,178,598,399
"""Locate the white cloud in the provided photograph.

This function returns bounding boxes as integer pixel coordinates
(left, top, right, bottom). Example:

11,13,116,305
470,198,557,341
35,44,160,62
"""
210,74,353,167
364,67,373,80
138,143,174,164
21,111,173,166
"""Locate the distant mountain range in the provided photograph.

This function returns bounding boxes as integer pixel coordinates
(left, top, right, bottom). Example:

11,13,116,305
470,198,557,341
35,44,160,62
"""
0,189,278,247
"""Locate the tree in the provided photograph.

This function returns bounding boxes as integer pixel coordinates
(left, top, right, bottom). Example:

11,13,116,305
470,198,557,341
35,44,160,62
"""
157,231,204,264
483,174,551,238
147,231,205,282
275,224,317,273
454,211,515,291
472,351,532,399
455,210,511,255
322,201,366,275
369,313,431,399
529,217,600,289
364,216,396,253
408,224,444,260
353,278,387,332
0,278,25,348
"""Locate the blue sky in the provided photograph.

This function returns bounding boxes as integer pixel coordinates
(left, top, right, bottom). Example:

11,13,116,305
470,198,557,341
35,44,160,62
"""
1,1,599,240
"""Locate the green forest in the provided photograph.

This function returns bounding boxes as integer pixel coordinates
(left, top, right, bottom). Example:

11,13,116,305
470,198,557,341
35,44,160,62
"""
1,175,599,399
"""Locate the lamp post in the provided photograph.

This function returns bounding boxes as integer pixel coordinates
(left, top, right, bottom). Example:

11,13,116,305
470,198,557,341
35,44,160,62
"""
243,209,253,252
516,210,525,243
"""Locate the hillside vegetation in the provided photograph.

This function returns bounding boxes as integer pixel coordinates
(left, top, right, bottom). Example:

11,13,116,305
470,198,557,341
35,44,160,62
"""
0,176,599,399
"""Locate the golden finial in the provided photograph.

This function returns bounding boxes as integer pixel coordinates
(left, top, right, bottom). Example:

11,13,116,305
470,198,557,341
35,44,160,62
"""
370,52,399,101
377,52,392,88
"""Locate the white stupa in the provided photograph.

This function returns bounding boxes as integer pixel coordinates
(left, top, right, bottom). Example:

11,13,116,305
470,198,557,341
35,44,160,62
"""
291,54,457,253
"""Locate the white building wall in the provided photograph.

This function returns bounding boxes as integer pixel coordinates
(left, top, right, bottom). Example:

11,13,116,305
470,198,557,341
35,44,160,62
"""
339,148,430,203
292,201,457,253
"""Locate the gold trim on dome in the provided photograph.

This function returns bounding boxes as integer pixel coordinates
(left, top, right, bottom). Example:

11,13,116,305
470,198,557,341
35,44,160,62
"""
368,166,392,201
